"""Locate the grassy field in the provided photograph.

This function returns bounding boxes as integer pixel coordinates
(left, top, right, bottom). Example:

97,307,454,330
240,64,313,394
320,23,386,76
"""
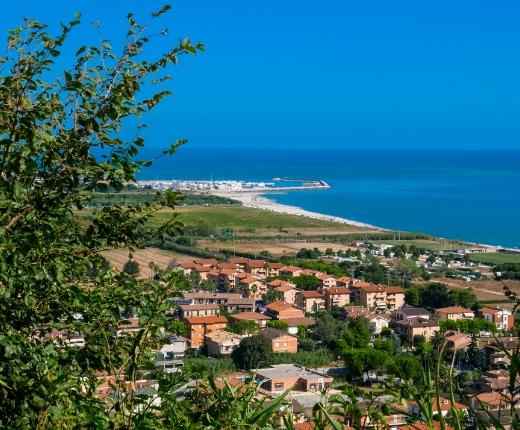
102,247,192,279
151,206,373,234
468,252,520,265
371,239,466,250
431,277,520,303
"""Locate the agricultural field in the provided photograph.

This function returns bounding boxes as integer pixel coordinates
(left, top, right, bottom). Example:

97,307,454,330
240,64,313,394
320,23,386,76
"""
433,277,520,303
199,239,356,257
468,252,520,265
150,206,374,235
371,239,467,251
102,247,192,279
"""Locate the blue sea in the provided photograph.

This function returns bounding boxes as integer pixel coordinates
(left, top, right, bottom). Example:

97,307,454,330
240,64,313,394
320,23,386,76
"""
137,148,520,248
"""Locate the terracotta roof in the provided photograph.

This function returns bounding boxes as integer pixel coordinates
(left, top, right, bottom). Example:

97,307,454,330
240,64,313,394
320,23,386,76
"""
246,259,266,268
435,306,474,314
183,291,242,300
386,286,405,294
410,397,467,412
193,265,212,273
180,262,196,269
337,276,353,283
268,262,284,269
266,301,294,312
298,290,324,299
479,306,503,314
231,312,271,321
228,257,249,264
193,258,218,266
205,330,242,342
184,316,228,325
239,276,260,284
226,298,255,305
275,284,296,293
282,317,316,327
325,287,351,295
207,269,220,276
353,282,384,293
474,392,517,407
217,263,236,270
279,265,303,273
259,327,295,340
316,273,336,281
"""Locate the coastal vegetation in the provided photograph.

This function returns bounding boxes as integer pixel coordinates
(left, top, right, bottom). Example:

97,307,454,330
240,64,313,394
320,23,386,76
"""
469,252,520,265
88,191,241,207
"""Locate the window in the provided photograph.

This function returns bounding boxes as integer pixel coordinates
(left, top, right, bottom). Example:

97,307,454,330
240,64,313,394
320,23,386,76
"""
274,382,284,390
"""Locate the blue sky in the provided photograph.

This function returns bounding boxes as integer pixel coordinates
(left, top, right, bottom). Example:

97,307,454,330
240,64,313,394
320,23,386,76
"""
2,1,520,149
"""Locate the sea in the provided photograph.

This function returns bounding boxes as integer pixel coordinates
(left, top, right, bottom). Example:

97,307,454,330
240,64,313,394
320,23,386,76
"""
137,148,520,248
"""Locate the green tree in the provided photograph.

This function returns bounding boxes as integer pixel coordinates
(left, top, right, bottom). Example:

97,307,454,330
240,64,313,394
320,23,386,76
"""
231,335,272,370
123,259,140,277
267,320,289,331
233,320,259,335
0,8,203,428
448,288,477,309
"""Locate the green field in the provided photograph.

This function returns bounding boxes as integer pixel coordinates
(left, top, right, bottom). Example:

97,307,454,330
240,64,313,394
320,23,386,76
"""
468,252,520,265
371,239,462,250
150,206,369,232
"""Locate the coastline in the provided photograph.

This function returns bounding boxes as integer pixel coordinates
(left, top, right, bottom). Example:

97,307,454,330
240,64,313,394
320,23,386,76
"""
211,191,387,231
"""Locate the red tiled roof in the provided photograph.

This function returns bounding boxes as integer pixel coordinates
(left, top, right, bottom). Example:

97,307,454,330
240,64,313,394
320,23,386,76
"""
266,301,294,312
386,286,405,294
325,287,351,295
231,312,271,321
435,306,474,314
246,260,266,268
193,258,218,266
184,316,228,325
228,257,249,264
298,290,324,299
279,265,303,273
276,284,296,293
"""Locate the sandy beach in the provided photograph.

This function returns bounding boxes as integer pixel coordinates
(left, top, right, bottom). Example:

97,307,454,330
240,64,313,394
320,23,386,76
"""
212,191,386,231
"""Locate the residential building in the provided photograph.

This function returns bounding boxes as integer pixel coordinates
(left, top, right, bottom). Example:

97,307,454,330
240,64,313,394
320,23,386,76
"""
258,328,298,353
268,279,298,305
230,312,271,330
244,259,267,277
237,276,266,301
396,317,440,344
156,336,188,372
393,307,431,321
178,304,220,319
256,364,333,393
279,266,304,277
283,317,316,335
385,286,405,310
224,297,255,314
486,339,519,367
295,290,325,313
227,257,250,269
444,331,472,350
265,301,305,320
480,307,515,330
193,258,218,267
336,276,354,288
323,287,351,310
364,314,389,334
205,330,242,356
434,306,475,320
183,291,242,306
183,315,228,349
316,274,337,290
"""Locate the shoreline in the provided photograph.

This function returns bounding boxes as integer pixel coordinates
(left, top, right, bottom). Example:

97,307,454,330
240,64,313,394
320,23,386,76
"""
211,191,387,231
210,190,502,250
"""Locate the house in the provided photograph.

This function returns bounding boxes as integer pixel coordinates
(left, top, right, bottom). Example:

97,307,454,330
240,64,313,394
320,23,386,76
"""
256,364,333,393
244,259,267,277
323,287,351,310
237,276,266,301
279,266,304,277
336,276,354,288
283,317,316,335
205,330,242,356
258,328,298,353
470,392,520,429
265,301,305,320
444,331,472,350
434,306,475,320
408,397,468,418
480,307,515,330
193,258,218,267
343,306,370,319
156,336,188,372
268,280,298,305
393,307,431,321
178,304,220,319
475,369,519,394
230,312,271,330
224,297,256,314
396,317,440,344
295,290,325,313
316,274,337,290
385,286,405,310
183,315,228,349
486,339,519,367
227,257,250,268
183,291,242,306
364,314,389,334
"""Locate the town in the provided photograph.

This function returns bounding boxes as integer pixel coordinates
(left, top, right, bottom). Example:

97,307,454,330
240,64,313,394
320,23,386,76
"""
58,251,519,429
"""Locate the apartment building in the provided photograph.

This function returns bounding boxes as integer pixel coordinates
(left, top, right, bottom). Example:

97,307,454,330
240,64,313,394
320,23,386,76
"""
480,307,515,330
205,330,242,356
434,306,475,320
323,287,351,310
295,290,325,313
258,328,298,353
265,301,306,320
396,317,440,344
183,315,228,349
178,304,220,319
